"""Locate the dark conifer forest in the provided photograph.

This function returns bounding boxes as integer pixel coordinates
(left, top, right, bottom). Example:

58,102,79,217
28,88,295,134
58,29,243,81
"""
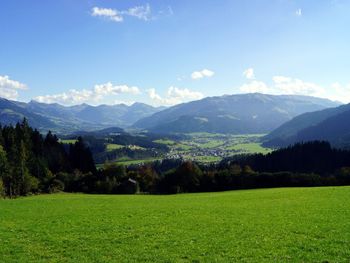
1,120,350,198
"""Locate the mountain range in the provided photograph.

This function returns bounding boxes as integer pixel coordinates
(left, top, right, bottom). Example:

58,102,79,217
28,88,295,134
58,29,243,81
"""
133,93,340,134
263,103,350,148
0,93,341,135
0,98,163,133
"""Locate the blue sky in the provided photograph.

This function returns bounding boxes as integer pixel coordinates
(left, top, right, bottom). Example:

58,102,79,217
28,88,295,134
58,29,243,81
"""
0,0,350,106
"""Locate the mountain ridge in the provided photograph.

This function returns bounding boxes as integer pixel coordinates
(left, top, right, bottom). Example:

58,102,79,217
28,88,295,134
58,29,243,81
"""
0,93,341,135
263,103,350,148
0,98,163,133
133,93,340,134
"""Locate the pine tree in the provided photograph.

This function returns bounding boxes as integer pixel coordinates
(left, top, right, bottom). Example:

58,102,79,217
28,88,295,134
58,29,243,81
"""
69,137,96,173
0,145,9,197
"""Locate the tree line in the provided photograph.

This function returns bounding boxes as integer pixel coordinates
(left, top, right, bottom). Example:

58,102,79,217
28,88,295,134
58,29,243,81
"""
0,119,96,197
1,121,350,197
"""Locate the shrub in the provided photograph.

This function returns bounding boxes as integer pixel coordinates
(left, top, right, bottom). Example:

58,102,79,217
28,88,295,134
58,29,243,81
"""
48,179,65,193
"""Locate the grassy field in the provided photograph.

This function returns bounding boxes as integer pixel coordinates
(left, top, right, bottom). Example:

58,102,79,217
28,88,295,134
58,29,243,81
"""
59,139,77,144
153,139,176,145
114,157,160,166
226,142,273,154
1,187,350,262
96,157,162,168
191,155,222,163
105,143,124,151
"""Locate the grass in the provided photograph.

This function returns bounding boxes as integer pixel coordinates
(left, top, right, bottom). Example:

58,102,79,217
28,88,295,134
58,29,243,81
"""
1,187,350,262
226,142,272,154
103,157,161,166
59,139,77,144
186,132,224,138
193,155,222,163
96,158,161,169
198,140,224,149
105,143,124,151
153,139,176,145
115,158,160,165
105,144,146,152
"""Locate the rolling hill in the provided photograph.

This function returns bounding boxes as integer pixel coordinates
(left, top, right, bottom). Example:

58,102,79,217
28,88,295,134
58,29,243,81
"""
133,93,340,134
263,103,350,148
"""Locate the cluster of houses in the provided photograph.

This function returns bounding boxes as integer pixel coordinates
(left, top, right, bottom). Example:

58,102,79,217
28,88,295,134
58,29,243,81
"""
164,146,242,162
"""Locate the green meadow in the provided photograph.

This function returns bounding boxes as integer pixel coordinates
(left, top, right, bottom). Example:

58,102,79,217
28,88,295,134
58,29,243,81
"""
59,139,78,144
1,187,350,262
105,143,124,151
226,142,272,154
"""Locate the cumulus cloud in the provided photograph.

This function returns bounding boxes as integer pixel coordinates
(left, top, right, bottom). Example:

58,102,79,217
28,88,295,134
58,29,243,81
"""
328,83,350,103
126,4,151,21
240,75,326,97
0,75,27,100
272,76,326,97
243,68,255,79
91,7,123,22
240,81,269,93
113,100,135,106
93,83,140,99
191,69,215,80
147,87,204,106
35,82,140,105
239,71,350,102
91,4,152,23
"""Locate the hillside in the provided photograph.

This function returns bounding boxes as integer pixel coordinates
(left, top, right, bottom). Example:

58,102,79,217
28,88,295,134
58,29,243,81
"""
1,187,350,262
0,98,58,129
133,93,340,134
264,103,350,148
0,98,163,133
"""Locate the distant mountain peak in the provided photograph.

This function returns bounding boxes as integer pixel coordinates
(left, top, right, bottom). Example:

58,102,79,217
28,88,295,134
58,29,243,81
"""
0,98,163,134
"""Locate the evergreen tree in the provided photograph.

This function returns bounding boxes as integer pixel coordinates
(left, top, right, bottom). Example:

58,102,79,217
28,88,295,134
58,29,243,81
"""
0,145,9,197
69,137,96,174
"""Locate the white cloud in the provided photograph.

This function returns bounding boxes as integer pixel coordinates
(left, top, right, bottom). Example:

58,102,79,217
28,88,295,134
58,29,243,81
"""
113,100,135,106
272,76,326,97
191,69,215,80
91,7,123,22
94,83,140,98
125,4,151,21
328,83,350,103
148,88,163,101
240,81,269,93
239,72,350,102
0,88,19,100
295,8,302,16
35,89,94,105
243,68,255,79
0,75,27,90
147,86,204,106
0,75,27,100
35,82,141,105
91,4,152,23
240,76,326,97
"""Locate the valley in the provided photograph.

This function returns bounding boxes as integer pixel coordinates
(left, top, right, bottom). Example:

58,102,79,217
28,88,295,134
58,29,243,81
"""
61,132,272,167
158,133,272,163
